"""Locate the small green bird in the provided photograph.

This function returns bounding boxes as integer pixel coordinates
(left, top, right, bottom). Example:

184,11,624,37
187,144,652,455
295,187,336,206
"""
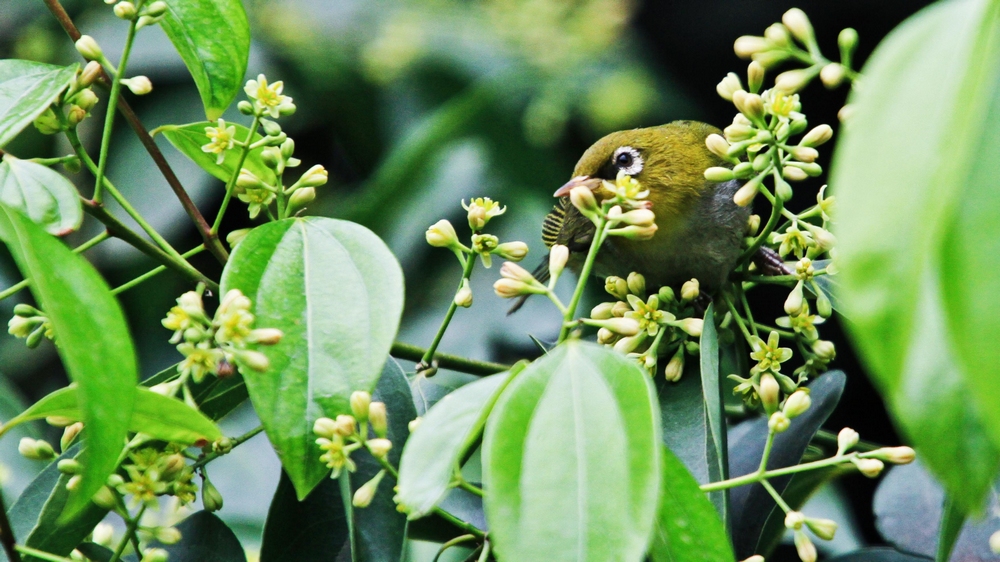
536,120,750,298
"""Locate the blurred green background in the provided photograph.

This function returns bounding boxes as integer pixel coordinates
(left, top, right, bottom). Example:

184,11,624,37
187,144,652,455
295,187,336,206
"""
0,0,935,559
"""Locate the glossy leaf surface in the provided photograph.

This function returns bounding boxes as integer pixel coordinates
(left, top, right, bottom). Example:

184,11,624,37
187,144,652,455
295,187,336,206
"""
0,60,77,148
158,121,275,185
0,157,82,235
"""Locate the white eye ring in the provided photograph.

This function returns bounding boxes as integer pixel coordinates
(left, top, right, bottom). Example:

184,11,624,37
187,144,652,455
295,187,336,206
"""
613,146,644,176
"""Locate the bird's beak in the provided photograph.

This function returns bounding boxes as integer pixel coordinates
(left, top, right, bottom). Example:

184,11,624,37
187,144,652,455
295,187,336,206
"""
553,176,602,198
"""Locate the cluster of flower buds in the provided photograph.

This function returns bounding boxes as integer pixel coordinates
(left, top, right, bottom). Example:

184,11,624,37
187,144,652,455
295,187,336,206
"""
492,244,568,303
160,287,282,404
783,509,837,562
313,390,394,508
80,446,199,512
835,427,915,478
32,60,105,136
730,330,798,412
569,171,657,240
7,304,55,348
583,273,703,380
426,197,529,307
74,35,152,96
107,0,168,29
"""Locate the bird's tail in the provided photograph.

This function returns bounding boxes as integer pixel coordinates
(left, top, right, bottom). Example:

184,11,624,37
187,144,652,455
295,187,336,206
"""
506,254,551,315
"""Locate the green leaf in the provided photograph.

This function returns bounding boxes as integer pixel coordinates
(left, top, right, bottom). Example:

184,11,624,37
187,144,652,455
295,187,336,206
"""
483,341,661,562
157,121,275,185
0,156,82,235
698,303,728,519
0,60,77,148
153,511,246,561
0,385,221,446
648,446,735,562
829,0,1000,513
397,371,513,518
159,0,250,120
3,444,107,562
0,204,136,517
220,217,404,499
825,549,932,562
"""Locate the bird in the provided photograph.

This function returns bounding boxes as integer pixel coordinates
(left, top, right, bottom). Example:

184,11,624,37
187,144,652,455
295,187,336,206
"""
512,120,751,313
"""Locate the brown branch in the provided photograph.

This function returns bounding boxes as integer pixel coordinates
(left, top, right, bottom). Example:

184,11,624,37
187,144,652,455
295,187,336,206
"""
43,0,230,265
0,486,22,562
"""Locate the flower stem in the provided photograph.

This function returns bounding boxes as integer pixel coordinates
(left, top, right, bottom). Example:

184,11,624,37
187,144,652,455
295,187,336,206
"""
191,425,265,471
420,254,476,366
390,342,509,376
109,504,146,562
558,216,611,343
13,547,64,562
92,18,138,204
212,114,260,233
111,245,206,295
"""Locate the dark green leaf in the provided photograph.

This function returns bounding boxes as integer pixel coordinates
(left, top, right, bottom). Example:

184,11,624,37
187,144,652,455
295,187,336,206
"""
153,511,246,562
0,203,136,517
825,549,931,562
874,461,1000,562
157,122,275,185
699,303,728,519
830,0,1000,512
0,385,221,446
159,0,250,120
407,487,486,544
483,341,661,562
221,217,404,499
141,363,249,422
0,156,82,235
397,371,512,518
649,446,735,562
261,359,415,562
728,371,844,559
73,543,116,562
0,60,77,148
3,444,107,562
659,361,714,485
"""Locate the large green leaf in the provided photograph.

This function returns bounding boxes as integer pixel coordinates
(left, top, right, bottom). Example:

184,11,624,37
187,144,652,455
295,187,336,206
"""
0,157,82,235
157,121,275,185
0,204,136,517
159,0,250,120
483,341,661,562
698,303,728,519
0,385,221,446
648,446,735,562
829,0,1000,513
220,217,404,499
0,60,77,148
397,371,513,518
153,511,246,561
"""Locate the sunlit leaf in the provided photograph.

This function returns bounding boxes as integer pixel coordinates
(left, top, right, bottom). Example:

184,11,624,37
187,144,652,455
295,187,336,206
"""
0,60,77,148
157,121,275,185
0,157,82,235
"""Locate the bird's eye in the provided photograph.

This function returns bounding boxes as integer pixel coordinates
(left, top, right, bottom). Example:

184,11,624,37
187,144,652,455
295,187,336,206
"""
612,146,643,176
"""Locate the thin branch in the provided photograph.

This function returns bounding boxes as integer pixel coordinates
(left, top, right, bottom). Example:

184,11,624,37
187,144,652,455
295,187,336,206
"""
390,342,509,376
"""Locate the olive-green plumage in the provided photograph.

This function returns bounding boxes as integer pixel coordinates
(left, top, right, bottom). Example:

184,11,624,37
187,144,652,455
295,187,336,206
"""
544,120,748,293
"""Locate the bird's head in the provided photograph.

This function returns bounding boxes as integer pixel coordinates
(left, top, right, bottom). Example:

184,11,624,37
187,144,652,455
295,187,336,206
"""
554,121,729,223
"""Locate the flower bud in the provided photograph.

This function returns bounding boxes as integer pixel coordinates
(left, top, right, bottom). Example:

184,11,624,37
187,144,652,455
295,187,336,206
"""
838,28,859,62
613,334,644,354
626,272,645,297
75,35,104,60
61,422,84,452
298,164,328,187
664,350,684,382
367,438,392,459
732,180,759,207
494,278,539,298
741,557,765,562
124,76,152,95
733,36,769,59
145,1,168,17
805,517,838,540
799,124,832,149
794,530,818,562
454,278,473,308
747,61,765,93
286,187,315,215
425,219,460,249
333,415,357,437
160,453,186,480
605,276,629,300
783,283,804,316
591,317,641,337
782,8,814,44
820,63,846,89
724,123,755,142
154,526,182,545
678,318,703,338
789,145,818,163
19,438,55,460
991,530,1000,554
351,391,372,422
609,223,657,240
680,279,700,302
408,417,422,433
716,72,744,101
58,459,82,474
67,106,87,126
590,302,615,320
236,349,270,372
91,486,117,510
759,373,780,415
499,261,535,284
784,510,805,530
73,89,99,112
80,61,103,87
783,390,811,418
768,411,790,433
141,549,169,562
616,209,656,227
202,477,223,511
837,427,859,454
812,340,836,362
227,228,251,248
114,1,137,19
596,327,617,345
569,186,600,217
280,138,295,159
8,315,37,338
495,241,529,261
353,471,385,507
369,402,388,438
852,457,884,478
870,446,916,465
775,68,812,93
549,244,568,278
33,108,62,135
704,167,735,182
66,474,82,491
705,135,730,162
737,93,764,122
238,100,254,114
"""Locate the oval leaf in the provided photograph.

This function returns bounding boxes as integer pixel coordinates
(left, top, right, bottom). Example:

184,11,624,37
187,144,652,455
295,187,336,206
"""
483,341,661,562
157,121,275,185
153,511,246,562
0,385,221,446
397,371,513,518
829,0,1000,513
0,156,82,235
159,0,250,120
0,60,77,148
649,446,735,562
0,203,136,517
220,217,404,499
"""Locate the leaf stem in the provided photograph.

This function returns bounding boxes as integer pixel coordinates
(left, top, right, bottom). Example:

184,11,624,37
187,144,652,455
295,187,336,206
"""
558,215,611,342
191,424,264,471
13,547,65,562
111,245,207,295
109,504,146,562
760,479,792,513
456,476,485,497
212,114,260,233
432,535,478,562
420,254,477,366
91,18,137,204
391,342,509,376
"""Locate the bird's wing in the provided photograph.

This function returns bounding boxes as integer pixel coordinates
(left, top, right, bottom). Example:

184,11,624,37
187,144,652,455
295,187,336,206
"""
544,197,595,252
